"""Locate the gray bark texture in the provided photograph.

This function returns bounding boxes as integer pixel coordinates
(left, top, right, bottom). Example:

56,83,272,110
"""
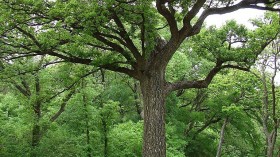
141,69,167,157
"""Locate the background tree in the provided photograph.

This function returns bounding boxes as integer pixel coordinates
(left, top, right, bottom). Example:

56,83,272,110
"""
0,56,102,156
253,37,280,157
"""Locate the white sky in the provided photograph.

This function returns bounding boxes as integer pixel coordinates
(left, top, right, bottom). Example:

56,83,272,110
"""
204,9,280,84
205,8,266,28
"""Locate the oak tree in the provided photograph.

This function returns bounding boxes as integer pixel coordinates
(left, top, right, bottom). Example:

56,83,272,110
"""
1,0,280,156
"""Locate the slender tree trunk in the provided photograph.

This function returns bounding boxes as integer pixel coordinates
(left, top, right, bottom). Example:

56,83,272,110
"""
266,130,277,157
101,118,108,157
31,122,41,147
267,141,274,157
31,101,41,157
99,70,109,157
32,101,41,147
82,87,92,157
31,123,40,157
85,123,91,157
140,69,167,157
216,117,229,157
260,55,279,157
31,73,42,156
278,146,280,157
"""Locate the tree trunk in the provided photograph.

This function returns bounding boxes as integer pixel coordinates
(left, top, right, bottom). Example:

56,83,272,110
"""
267,142,274,157
83,91,92,157
85,122,91,157
30,123,40,157
32,102,41,147
31,123,41,147
216,117,229,157
260,56,279,157
266,131,277,157
278,146,280,157
31,101,41,157
102,118,108,157
31,100,41,148
140,69,167,157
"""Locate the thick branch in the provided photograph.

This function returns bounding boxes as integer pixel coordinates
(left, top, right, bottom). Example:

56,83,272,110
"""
168,29,278,93
180,0,280,39
100,63,139,79
156,0,179,36
39,50,93,65
166,63,249,93
181,0,207,35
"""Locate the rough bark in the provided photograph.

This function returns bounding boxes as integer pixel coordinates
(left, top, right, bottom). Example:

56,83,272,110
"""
140,68,167,157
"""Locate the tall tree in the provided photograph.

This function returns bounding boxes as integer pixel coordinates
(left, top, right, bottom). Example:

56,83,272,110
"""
1,1,280,156
254,37,280,157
